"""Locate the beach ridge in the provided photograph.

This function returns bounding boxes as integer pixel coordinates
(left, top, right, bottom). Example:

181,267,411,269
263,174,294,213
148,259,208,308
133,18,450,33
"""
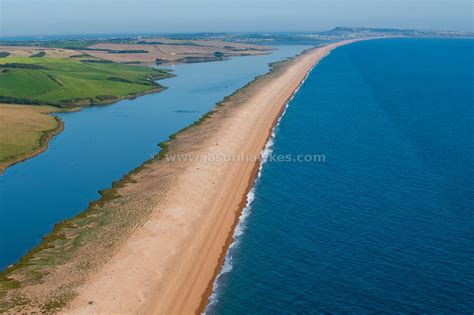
67,39,360,314
198,46,324,314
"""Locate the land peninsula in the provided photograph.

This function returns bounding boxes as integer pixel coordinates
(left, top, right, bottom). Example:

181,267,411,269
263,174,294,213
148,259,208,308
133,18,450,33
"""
0,39,359,313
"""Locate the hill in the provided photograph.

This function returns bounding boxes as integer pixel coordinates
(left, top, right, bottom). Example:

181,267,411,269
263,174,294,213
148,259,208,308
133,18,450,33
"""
0,57,172,107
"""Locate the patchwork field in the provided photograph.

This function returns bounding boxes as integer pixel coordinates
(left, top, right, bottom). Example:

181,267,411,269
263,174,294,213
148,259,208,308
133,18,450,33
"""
0,38,272,65
83,40,270,64
0,57,172,107
0,46,80,59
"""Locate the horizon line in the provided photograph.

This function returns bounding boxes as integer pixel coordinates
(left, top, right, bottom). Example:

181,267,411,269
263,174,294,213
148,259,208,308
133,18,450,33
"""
1,26,473,40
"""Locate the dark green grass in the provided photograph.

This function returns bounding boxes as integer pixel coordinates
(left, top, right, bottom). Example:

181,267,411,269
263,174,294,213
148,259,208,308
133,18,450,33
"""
0,57,172,107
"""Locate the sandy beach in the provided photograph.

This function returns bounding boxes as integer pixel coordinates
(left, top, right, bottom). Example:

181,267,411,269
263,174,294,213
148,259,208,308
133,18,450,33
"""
62,40,358,314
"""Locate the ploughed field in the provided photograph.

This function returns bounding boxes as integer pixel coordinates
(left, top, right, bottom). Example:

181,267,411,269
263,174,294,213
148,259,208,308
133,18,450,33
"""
0,38,271,65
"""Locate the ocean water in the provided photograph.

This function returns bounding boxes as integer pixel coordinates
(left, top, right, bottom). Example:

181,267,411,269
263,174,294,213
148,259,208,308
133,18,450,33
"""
206,38,474,313
0,46,309,270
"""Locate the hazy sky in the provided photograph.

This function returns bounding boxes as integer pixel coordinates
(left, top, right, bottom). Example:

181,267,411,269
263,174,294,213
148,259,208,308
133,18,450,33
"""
1,0,472,36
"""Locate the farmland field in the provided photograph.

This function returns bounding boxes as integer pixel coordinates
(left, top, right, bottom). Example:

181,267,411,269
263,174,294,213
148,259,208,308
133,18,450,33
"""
0,57,172,107
0,104,64,171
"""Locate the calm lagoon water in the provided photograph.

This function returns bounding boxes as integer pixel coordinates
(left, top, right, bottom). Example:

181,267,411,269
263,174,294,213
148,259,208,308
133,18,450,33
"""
206,39,474,313
0,46,309,270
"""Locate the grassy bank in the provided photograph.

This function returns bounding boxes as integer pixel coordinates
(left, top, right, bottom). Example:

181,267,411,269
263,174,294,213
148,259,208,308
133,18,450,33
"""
0,57,172,107
0,104,66,173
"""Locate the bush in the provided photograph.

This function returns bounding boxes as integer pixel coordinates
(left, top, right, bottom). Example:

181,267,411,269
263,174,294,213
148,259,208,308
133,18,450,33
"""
0,63,49,70
213,51,224,58
80,59,113,64
107,77,133,83
30,51,47,58
0,95,52,105
108,50,149,54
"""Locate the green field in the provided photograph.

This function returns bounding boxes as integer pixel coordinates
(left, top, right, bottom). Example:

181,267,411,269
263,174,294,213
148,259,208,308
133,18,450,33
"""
0,57,172,107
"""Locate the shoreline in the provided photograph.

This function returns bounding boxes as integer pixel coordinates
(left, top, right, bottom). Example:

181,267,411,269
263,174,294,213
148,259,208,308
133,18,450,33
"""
0,39,363,313
202,57,316,313
198,125,265,314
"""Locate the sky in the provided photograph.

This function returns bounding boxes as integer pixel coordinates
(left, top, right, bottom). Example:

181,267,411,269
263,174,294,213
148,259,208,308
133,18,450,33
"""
0,0,472,36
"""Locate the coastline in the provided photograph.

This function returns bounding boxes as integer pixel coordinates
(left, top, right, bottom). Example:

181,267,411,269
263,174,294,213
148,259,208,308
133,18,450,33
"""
0,39,362,313
202,58,315,313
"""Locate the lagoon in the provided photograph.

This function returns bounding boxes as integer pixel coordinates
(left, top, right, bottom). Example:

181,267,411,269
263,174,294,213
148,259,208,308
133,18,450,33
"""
0,45,309,270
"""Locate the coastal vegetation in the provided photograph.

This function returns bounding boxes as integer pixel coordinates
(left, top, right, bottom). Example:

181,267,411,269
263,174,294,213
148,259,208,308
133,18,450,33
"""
0,57,172,107
175,56,217,63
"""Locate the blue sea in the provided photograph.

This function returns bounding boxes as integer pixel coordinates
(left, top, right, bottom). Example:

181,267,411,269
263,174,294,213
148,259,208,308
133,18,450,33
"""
206,39,474,313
